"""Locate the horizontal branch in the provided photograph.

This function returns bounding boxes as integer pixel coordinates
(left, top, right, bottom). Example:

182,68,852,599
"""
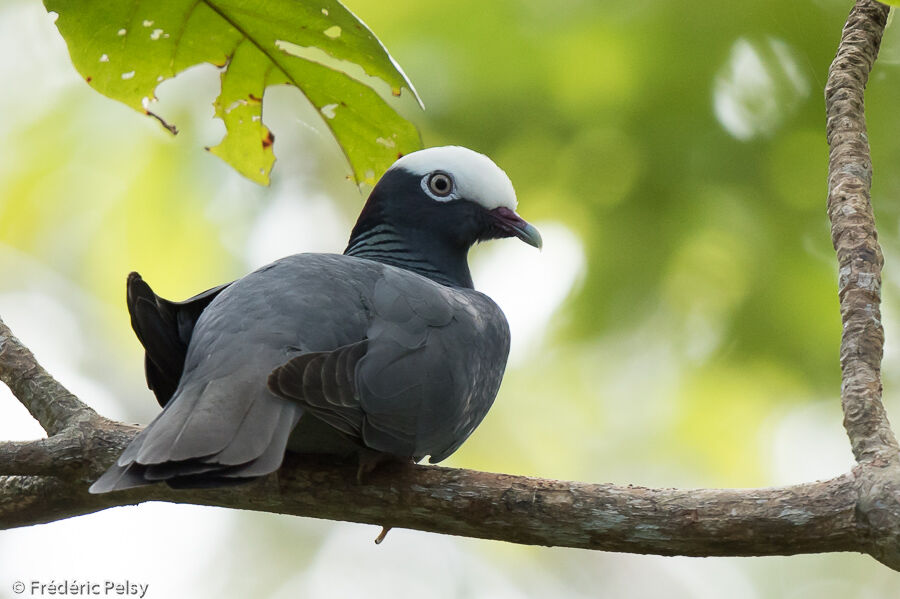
208,457,863,558
0,418,862,559
0,437,82,476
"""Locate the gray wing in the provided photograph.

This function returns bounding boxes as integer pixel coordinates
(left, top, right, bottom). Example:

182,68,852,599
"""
91,254,377,493
268,266,511,463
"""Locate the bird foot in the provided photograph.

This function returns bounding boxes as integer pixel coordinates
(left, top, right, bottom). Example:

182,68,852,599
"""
355,449,414,484
356,449,389,483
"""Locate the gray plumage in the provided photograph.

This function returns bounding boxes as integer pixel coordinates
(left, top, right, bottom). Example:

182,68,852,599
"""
91,146,540,493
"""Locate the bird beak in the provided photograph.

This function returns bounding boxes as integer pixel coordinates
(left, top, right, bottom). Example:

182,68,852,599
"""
489,207,543,249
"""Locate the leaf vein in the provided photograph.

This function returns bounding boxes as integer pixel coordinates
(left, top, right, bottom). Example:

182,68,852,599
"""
171,0,203,70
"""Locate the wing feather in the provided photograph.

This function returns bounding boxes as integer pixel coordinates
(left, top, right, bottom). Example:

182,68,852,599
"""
268,266,509,462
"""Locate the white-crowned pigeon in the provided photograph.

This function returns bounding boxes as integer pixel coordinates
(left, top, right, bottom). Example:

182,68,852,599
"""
90,146,541,492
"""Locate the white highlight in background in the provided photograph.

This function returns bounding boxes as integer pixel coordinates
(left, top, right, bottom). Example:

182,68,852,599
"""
473,222,585,364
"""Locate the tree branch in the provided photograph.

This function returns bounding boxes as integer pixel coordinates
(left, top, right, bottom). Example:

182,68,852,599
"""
0,437,83,477
823,0,900,570
0,421,862,559
825,0,897,464
0,318,98,436
1,0,899,574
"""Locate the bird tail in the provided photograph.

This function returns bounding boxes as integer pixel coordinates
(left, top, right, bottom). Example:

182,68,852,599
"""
89,386,302,493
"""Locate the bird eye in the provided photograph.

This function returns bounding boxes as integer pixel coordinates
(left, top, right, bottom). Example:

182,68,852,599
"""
427,172,453,197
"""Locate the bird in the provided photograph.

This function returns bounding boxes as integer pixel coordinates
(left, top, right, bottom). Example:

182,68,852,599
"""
90,145,541,493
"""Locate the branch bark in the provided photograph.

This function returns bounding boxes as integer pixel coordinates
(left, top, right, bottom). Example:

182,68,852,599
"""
0,318,98,435
826,0,897,466
0,428,864,558
825,0,900,570
1,0,899,572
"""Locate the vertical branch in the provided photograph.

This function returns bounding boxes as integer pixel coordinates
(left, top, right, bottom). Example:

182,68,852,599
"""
825,0,898,464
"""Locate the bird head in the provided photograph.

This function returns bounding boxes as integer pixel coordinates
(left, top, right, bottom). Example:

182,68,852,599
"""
345,146,541,288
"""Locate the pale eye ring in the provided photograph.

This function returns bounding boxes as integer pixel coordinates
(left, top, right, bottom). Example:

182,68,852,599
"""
427,172,453,197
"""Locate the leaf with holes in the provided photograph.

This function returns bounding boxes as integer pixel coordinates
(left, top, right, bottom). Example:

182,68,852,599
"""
44,0,423,185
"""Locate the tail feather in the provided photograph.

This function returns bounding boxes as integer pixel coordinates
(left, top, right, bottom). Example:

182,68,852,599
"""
90,398,303,493
89,462,151,494
221,404,302,477
126,272,229,408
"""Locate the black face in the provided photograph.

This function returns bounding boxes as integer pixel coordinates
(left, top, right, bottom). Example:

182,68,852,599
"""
352,168,526,249
354,170,477,243
345,167,540,288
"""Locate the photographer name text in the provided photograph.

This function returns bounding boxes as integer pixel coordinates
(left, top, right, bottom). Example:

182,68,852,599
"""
12,580,149,598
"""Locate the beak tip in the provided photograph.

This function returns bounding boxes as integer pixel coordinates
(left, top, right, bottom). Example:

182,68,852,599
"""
521,224,543,250
489,206,542,250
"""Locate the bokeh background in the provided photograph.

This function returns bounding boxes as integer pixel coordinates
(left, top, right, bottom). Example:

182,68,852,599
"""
2,0,900,596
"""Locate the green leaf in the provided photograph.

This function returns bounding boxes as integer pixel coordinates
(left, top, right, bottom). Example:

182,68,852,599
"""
43,0,423,185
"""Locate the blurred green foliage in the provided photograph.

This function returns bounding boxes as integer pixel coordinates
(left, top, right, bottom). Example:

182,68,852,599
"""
3,0,900,595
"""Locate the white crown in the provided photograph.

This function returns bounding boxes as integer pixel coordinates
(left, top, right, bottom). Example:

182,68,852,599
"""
391,146,518,211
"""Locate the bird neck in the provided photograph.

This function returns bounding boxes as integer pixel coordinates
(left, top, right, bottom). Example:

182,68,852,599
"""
344,218,474,289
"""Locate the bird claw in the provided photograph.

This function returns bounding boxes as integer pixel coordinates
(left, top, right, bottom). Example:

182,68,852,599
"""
355,451,417,484
355,448,395,483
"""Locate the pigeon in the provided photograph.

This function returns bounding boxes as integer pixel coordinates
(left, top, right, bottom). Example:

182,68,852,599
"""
90,146,541,493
